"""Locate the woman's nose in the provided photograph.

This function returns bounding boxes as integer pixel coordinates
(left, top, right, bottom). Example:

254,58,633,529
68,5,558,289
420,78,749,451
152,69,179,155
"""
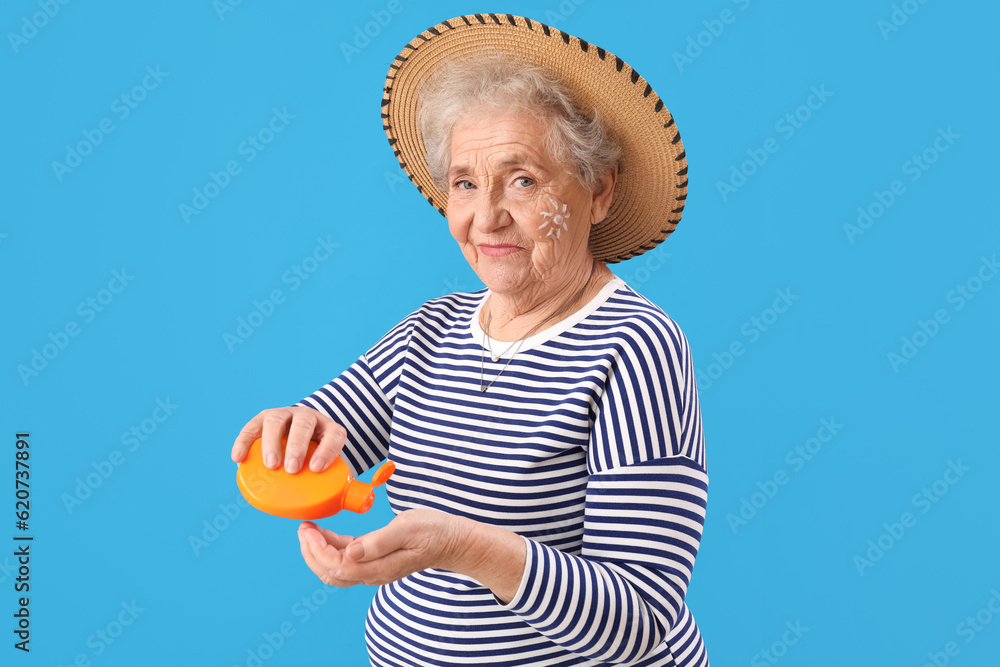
473,191,511,234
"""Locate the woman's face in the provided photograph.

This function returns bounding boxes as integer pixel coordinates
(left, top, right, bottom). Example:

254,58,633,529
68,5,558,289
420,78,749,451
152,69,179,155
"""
446,112,615,298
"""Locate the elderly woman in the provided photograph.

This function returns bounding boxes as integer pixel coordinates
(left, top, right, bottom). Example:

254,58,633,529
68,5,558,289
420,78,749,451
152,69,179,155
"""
232,15,708,667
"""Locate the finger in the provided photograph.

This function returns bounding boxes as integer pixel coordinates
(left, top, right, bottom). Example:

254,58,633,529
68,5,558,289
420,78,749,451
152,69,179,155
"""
260,409,293,469
299,521,355,549
232,412,268,462
298,534,352,587
284,410,320,473
297,526,362,587
346,516,420,563
309,421,348,472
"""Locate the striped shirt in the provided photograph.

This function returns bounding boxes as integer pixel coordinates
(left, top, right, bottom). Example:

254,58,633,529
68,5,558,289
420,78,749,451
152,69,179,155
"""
297,276,710,666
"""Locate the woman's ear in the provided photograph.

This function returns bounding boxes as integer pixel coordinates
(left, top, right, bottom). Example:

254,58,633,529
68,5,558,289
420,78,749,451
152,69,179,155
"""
590,166,618,225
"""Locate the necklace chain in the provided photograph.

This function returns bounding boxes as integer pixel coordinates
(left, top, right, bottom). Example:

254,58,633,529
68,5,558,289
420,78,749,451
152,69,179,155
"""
480,261,597,393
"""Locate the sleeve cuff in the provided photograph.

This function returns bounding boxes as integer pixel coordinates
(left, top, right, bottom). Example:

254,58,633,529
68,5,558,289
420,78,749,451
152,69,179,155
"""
494,534,535,613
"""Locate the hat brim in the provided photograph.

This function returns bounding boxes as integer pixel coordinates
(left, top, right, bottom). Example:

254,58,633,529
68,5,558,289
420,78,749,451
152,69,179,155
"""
382,13,688,264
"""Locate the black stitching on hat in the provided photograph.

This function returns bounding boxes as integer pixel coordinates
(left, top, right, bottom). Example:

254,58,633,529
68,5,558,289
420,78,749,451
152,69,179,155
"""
428,26,440,36
630,69,639,84
417,185,423,193
655,99,664,112
405,43,418,51
677,166,688,176
639,245,655,251
596,46,606,59
668,218,681,224
671,206,684,213
393,150,400,157
475,14,486,24
579,38,589,52
381,113,389,119
428,196,434,206
677,179,688,188
672,132,681,144
407,174,415,182
663,117,675,129
559,30,570,44
541,23,551,37
675,194,687,201
381,99,391,107
384,86,392,93
489,13,501,25
675,151,686,161
506,13,517,26
615,56,624,72
395,54,408,62
525,17,534,30
659,229,675,234
417,34,429,42
399,163,408,169
388,138,397,145
442,20,454,29
643,84,651,98
461,15,472,26
437,206,446,216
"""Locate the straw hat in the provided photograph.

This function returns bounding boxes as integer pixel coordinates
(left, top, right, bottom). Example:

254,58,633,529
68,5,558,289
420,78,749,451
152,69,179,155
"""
381,13,688,264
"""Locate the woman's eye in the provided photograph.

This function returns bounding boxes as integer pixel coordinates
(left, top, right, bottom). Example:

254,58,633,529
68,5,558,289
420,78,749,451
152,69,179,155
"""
514,177,534,187
455,180,475,190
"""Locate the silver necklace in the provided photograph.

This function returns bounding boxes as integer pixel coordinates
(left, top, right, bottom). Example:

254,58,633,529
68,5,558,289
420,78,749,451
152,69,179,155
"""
480,261,597,393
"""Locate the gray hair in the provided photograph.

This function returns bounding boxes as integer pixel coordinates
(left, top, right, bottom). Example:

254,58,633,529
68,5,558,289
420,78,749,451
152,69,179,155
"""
417,54,623,193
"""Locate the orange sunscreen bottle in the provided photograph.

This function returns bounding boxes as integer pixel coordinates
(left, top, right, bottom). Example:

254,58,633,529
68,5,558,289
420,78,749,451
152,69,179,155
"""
236,437,395,519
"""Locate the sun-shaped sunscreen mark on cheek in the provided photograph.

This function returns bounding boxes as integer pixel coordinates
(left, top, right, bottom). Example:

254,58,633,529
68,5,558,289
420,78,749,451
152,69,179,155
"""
539,197,571,239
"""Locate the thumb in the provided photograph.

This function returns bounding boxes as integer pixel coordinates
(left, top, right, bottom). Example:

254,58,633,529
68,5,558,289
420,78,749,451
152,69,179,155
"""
346,522,409,563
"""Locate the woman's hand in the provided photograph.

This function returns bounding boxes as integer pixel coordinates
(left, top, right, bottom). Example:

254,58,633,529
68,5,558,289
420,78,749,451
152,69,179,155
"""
297,510,470,587
231,406,348,474
297,509,526,602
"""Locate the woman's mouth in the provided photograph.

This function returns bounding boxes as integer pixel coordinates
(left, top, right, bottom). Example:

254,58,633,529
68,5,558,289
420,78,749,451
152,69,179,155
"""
479,244,522,257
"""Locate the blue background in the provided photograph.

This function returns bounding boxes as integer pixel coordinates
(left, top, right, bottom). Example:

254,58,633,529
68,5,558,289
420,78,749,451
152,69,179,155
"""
2,0,998,665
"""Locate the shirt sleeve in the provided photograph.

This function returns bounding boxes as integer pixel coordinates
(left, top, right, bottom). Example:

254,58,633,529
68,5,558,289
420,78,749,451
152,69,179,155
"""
498,314,708,664
293,309,417,477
